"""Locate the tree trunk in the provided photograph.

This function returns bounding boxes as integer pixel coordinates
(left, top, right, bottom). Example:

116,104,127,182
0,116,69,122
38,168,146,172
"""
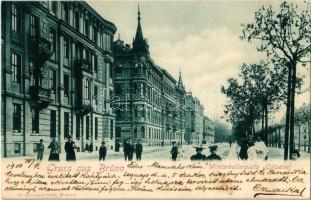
278,128,281,148
308,123,310,153
289,62,297,159
264,105,268,145
298,125,301,151
284,64,292,160
262,109,264,133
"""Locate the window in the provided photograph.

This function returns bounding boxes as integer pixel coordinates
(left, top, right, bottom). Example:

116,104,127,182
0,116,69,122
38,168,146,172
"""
49,69,56,93
76,117,80,140
93,54,98,73
304,135,307,140
74,11,79,30
50,110,56,137
49,29,56,53
94,26,98,43
31,108,39,133
108,63,113,78
63,2,69,22
30,15,38,37
63,74,69,97
63,37,69,58
11,53,21,83
29,60,35,86
94,85,98,105
141,127,145,138
11,3,20,32
84,19,89,37
13,103,21,132
95,117,98,140
86,116,90,140
83,78,90,100
14,143,21,154
64,112,69,139
50,1,57,15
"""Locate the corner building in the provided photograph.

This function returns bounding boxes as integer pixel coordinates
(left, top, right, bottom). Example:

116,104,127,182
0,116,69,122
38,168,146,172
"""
113,8,186,146
1,1,116,157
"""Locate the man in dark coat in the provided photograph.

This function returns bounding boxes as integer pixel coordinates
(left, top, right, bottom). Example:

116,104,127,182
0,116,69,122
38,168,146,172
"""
89,142,93,153
128,140,135,161
123,139,132,161
135,139,143,161
190,146,207,161
206,145,222,161
48,137,60,161
65,136,76,161
99,141,107,161
170,141,178,161
37,139,45,161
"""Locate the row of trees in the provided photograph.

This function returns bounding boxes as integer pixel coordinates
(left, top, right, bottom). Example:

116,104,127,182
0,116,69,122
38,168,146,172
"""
221,2,310,160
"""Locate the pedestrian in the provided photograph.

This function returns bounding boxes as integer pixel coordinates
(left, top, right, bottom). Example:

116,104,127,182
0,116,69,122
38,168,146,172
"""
254,136,268,160
290,149,300,160
229,140,232,147
239,138,248,160
190,146,207,161
37,139,44,161
206,145,222,161
48,137,60,161
128,140,135,161
135,139,143,161
65,136,76,161
99,141,107,161
123,139,131,161
89,142,93,153
84,143,89,152
170,141,178,161
247,141,257,160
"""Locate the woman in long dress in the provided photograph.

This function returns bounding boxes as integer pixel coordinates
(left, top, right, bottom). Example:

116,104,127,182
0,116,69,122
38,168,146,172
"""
48,137,60,161
65,136,76,161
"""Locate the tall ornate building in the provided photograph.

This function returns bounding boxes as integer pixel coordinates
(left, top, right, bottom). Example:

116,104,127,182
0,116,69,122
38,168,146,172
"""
185,92,204,144
1,1,116,157
113,7,186,146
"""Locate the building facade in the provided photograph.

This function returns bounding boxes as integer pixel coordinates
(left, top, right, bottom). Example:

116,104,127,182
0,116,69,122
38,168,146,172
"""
185,92,204,145
1,1,116,157
203,116,215,144
113,8,186,146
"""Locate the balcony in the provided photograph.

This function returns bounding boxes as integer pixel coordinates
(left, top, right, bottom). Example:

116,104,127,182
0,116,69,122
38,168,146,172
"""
29,34,52,62
76,59,92,73
29,86,53,109
75,99,93,115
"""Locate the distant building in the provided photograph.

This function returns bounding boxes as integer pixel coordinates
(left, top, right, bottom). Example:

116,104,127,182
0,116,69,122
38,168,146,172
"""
1,2,116,157
278,123,310,153
185,92,204,144
113,7,186,146
203,116,215,144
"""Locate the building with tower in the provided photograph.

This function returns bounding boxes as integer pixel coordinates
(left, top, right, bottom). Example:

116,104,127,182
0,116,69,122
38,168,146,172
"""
113,6,186,146
1,1,116,157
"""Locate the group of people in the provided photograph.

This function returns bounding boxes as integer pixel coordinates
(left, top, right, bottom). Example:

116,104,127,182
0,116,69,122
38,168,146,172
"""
238,136,269,161
123,139,143,161
239,136,301,161
169,141,222,161
43,136,77,161
37,136,108,161
190,145,222,161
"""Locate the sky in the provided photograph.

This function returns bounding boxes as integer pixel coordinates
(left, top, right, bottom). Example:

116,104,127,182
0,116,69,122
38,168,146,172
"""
88,0,310,123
